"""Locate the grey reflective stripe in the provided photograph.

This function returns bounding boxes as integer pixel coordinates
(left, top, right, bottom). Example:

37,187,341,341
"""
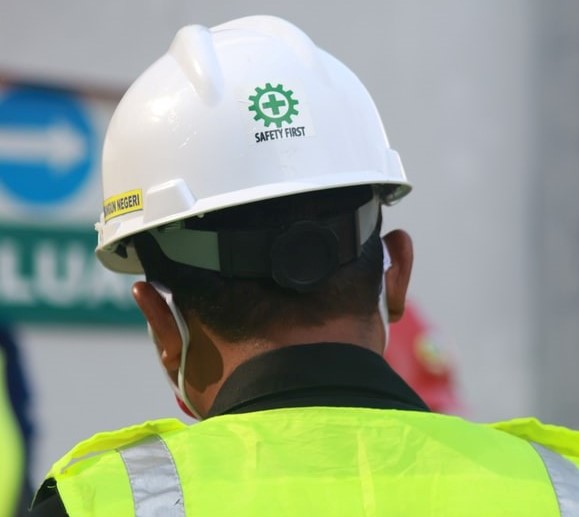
118,435,185,517
531,442,579,516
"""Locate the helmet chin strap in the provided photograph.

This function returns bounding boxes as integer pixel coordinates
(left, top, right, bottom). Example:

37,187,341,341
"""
149,282,203,420
379,239,392,350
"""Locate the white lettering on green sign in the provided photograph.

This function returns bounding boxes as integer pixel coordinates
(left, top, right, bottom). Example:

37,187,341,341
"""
0,239,132,307
0,227,141,324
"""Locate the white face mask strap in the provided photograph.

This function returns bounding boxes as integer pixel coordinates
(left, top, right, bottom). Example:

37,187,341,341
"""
379,239,392,348
149,281,202,420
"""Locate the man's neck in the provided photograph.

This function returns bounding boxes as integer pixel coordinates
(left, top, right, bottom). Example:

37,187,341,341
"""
189,311,386,418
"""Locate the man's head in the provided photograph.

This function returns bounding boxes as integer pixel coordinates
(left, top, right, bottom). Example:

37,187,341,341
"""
133,185,385,341
94,16,413,418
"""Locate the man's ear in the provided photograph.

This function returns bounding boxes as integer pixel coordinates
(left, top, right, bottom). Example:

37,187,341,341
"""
132,281,182,372
382,230,413,323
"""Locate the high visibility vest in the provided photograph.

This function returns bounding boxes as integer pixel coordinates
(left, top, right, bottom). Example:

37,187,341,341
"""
0,350,25,517
46,407,579,516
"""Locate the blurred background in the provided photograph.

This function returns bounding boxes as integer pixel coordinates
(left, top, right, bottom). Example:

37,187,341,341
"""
0,0,577,496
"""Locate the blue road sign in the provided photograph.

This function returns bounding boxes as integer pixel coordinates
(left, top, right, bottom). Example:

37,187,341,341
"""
0,86,96,204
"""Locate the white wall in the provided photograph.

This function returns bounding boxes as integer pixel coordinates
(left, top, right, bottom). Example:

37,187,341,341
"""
1,0,577,487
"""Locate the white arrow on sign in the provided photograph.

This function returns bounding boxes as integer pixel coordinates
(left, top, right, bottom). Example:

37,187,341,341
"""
0,121,87,171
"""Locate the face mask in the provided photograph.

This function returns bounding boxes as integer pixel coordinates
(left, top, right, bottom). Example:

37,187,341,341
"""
148,282,202,420
378,240,392,349
146,322,195,418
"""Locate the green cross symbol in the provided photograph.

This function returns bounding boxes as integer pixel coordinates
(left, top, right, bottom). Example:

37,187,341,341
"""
262,93,286,115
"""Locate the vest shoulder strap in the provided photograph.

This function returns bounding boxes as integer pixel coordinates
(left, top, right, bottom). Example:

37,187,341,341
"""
489,417,579,465
490,417,579,516
47,418,186,479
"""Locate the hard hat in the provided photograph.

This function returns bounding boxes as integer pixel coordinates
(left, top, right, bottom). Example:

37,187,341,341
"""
95,15,412,274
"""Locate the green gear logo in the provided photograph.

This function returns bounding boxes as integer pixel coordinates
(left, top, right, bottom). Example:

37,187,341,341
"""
248,83,299,128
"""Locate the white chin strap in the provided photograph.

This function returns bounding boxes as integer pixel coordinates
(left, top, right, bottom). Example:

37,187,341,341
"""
149,282,202,420
379,239,392,349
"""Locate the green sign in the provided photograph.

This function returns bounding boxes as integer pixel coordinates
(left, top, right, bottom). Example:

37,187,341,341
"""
248,83,299,127
0,224,142,325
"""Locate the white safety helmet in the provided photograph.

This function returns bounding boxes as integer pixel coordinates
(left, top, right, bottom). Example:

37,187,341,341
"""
95,15,411,274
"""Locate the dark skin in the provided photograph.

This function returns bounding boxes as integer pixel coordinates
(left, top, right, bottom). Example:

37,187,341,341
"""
132,230,413,418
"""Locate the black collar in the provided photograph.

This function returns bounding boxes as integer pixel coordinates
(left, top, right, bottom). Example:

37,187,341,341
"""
208,343,430,417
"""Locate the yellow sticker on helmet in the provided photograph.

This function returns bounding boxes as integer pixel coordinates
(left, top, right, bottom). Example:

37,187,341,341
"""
103,189,143,222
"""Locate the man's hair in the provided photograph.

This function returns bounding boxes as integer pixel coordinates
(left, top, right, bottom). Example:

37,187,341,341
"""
133,186,384,342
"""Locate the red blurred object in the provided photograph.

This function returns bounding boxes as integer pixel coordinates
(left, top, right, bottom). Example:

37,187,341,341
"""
385,303,462,414
175,395,196,419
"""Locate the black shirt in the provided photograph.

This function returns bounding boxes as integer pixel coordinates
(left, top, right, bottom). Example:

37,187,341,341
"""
29,343,429,515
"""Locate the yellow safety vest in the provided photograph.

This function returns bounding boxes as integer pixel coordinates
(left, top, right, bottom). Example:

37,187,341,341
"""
46,407,579,516
0,350,25,517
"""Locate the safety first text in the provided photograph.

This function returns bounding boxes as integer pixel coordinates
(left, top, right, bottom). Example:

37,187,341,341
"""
255,126,306,143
